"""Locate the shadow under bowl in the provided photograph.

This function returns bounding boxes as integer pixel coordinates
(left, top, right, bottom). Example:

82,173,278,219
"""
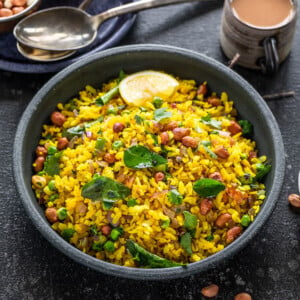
13,44,285,280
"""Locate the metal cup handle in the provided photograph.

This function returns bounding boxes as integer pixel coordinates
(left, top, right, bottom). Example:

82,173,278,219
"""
259,37,279,75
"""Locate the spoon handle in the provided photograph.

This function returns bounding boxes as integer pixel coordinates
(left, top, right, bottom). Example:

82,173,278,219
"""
93,0,214,27
78,0,94,11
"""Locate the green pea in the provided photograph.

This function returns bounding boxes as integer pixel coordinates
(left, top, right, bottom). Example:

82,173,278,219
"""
241,214,251,227
127,198,137,207
92,241,103,251
110,228,123,241
61,228,75,241
160,218,170,229
47,146,57,155
48,180,56,191
152,96,163,108
57,207,68,220
112,140,124,150
103,240,115,252
49,194,59,202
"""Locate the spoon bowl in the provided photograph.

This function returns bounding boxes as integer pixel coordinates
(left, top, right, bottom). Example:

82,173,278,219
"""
17,42,76,62
14,0,212,52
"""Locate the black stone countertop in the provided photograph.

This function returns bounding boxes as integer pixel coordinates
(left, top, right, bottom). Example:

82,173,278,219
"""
1,1,300,299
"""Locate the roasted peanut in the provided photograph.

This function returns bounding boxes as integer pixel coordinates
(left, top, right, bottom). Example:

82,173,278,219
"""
288,193,300,208
163,121,178,131
160,132,169,145
154,172,165,183
172,127,190,141
215,213,232,228
234,292,252,300
214,146,229,159
12,0,26,5
197,84,208,96
45,208,58,223
101,225,112,236
228,120,242,135
181,136,198,148
12,6,24,14
33,156,45,172
0,8,12,16
207,97,221,106
226,226,242,243
200,198,213,215
31,175,47,189
51,111,66,127
209,172,223,181
201,284,219,298
103,153,116,164
57,137,69,150
35,145,47,157
113,122,125,133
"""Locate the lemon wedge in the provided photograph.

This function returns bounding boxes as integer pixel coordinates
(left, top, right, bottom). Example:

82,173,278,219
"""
119,70,179,106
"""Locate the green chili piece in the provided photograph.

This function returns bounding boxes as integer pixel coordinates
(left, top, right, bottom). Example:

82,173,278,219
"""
112,140,124,150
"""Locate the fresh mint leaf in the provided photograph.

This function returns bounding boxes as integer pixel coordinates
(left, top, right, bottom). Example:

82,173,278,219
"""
124,145,167,169
193,178,225,197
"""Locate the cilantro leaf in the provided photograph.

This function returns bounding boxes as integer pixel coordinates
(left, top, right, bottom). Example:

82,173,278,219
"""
154,108,172,122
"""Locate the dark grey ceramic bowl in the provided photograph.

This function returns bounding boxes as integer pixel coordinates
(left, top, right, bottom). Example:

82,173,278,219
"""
13,44,285,280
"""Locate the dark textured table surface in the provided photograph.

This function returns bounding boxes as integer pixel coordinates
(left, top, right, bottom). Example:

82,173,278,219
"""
1,1,300,299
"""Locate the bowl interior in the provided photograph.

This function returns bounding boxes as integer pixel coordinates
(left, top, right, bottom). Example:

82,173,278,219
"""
13,44,285,280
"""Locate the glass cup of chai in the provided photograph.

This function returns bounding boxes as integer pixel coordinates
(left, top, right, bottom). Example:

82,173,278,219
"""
220,0,298,74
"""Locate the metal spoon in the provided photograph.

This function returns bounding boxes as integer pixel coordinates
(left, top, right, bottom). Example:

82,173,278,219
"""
16,0,93,61
17,42,76,61
14,0,212,52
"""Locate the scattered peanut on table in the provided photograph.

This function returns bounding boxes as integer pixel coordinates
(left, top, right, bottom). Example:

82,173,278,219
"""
288,193,300,208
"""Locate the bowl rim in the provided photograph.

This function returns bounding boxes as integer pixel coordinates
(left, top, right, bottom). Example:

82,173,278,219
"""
0,0,40,22
13,44,285,280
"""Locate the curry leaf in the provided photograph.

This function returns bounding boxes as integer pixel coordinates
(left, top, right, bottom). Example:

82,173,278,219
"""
124,145,167,169
154,108,172,122
193,178,225,197
126,240,185,268
81,176,131,203
180,232,193,255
